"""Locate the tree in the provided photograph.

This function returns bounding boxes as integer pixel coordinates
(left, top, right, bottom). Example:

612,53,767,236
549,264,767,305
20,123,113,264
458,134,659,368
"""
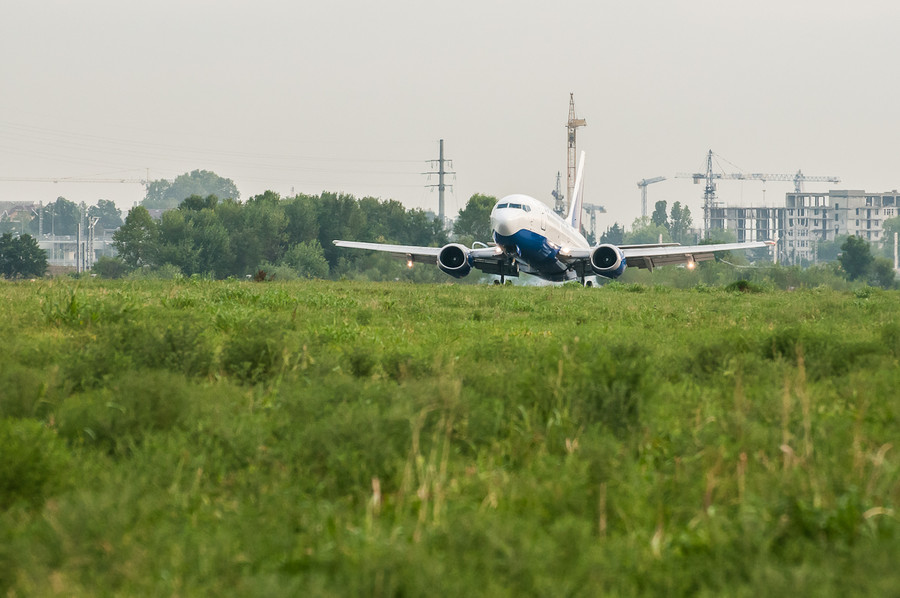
141,170,240,210
281,240,330,279
92,256,129,279
600,223,625,245
29,197,81,236
669,202,693,243
839,235,874,281
0,233,48,278
626,217,671,245
869,258,896,289
453,194,495,242
113,206,158,269
651,200,668,230
87,200,123,231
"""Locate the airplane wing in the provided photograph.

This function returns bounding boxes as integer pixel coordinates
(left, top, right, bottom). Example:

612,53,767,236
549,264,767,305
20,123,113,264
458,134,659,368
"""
332,240,441,264
621,240,774,270
333,240,512,274
560,240,774,273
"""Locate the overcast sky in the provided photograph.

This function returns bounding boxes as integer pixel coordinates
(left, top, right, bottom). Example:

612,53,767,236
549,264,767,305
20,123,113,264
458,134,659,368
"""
3,1,899,230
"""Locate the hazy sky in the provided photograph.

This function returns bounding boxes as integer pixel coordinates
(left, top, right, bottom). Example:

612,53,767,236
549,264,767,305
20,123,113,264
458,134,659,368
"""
3,1,900,230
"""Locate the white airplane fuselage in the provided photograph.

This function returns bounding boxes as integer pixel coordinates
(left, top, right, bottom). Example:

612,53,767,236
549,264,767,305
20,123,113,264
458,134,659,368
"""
490,194,589,281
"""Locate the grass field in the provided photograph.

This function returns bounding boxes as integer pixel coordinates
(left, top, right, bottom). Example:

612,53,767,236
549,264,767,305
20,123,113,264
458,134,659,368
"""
1,279,899,596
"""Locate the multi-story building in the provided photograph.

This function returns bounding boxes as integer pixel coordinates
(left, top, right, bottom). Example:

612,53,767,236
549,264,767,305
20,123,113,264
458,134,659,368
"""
702,190,899,265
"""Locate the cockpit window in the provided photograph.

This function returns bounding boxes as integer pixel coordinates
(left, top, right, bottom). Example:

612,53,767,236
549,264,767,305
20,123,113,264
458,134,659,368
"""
496,202,530,212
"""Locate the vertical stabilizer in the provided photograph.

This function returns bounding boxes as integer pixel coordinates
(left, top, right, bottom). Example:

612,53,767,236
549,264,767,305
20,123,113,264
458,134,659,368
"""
566,151,586,231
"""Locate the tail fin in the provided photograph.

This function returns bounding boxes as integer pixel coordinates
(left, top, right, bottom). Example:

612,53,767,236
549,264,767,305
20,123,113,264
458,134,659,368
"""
566,151,586,231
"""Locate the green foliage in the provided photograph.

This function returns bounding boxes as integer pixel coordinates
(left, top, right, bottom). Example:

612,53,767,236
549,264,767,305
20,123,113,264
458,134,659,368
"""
651,199,668,229
92,256,129,279
625,218,671,244
113,206,158,268
280,240,329,279
113,191,446,280
669,201,693,243
599,222,625,245
142,169,240,210
0,233,47,278
0,419,71,510
29,196,80,236
87,199,123,230
1,280,899,595
840,235,874,280
453,193,496,242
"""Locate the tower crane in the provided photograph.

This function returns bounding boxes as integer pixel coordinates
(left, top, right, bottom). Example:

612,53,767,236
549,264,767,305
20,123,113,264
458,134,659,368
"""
676,150,840,239
636,176,666,219
563,93,586,215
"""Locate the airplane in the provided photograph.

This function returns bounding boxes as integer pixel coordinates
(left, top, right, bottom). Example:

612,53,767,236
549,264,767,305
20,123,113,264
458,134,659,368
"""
333,152,775,285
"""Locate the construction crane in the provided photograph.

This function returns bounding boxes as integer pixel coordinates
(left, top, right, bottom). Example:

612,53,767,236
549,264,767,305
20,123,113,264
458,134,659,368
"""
676,150,840,238
636,176,666,219
582,203,607,239
0,177,148,185
563,93,586,216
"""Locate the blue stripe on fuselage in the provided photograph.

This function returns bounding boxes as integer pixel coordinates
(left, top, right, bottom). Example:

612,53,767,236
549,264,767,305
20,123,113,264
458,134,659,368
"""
493,228,572,281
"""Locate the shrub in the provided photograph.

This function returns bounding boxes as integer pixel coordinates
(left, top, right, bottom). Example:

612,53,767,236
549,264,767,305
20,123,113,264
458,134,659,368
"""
0,419,71,510
55,371,190,455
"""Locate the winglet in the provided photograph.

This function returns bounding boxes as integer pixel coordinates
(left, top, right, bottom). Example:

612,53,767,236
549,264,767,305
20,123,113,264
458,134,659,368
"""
566,151,586,231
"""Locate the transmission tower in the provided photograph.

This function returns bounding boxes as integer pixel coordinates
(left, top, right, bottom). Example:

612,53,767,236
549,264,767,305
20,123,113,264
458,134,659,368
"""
424,139,455,228
565,93,586,215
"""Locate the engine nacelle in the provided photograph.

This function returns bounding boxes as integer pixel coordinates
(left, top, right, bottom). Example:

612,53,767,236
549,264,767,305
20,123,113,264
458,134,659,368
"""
438,243,472,278
590,244,627,278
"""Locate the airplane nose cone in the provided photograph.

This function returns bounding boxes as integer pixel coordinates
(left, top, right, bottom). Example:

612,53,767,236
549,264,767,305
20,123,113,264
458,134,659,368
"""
492,212,520,237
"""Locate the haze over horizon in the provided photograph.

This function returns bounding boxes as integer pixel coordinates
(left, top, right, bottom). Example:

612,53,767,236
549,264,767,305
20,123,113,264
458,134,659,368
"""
3,1,899,231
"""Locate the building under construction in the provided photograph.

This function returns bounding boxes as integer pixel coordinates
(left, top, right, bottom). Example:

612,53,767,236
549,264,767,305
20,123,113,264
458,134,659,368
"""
705,189,899,265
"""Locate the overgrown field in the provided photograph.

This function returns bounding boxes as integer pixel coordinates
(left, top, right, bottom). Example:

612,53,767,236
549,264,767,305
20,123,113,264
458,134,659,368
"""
1,279,899,596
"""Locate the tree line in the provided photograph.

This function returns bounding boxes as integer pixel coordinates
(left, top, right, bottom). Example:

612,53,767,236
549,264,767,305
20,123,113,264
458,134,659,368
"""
107,191,448,281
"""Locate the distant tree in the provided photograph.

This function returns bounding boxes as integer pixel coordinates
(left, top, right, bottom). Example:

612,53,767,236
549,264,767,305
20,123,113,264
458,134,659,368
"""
179,194,219,212
839,235,874,280
626,217,671,245
669,202,692,243
869,258,896,289
281,240,330,279
453,193,495,242
817,236,846,263
651,200,668,230
599,222,625,245
113,206,158,269
141,170,239,210
92,256,129,279
87,199,123,230
30,197,81,236
283,194,320,245
0,233,48,278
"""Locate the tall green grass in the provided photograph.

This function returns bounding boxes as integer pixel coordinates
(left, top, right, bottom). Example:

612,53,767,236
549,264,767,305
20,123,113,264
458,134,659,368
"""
0,278,897,595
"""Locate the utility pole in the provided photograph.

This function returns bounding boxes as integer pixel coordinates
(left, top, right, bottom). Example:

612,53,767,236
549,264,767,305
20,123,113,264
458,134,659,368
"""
425,139,455,229
88,216,99,270
565,93,586,215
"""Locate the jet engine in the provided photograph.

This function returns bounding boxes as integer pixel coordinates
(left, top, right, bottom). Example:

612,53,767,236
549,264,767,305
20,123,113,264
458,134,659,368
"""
438,243,472,278
590,244,627,278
